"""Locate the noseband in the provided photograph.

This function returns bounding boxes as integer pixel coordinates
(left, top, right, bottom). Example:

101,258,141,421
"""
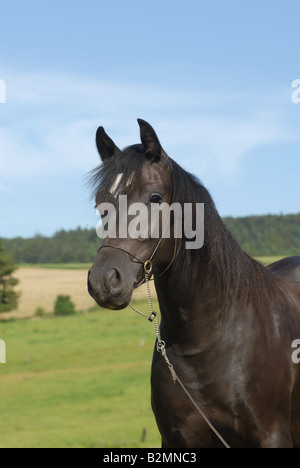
98,222,178,283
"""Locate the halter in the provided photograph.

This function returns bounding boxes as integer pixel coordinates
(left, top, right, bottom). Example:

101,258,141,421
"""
98,228,230,448
98,220,178,284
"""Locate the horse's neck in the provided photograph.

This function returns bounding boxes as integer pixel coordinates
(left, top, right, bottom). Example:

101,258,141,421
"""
155,266,224,351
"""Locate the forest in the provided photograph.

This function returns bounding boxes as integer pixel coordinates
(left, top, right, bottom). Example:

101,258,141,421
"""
1,213,300,264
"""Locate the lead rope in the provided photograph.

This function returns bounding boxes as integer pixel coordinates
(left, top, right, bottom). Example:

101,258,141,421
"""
129,261,230,449
129,269,178,382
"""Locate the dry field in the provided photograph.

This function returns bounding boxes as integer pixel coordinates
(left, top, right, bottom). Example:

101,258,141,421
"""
1,266,156,320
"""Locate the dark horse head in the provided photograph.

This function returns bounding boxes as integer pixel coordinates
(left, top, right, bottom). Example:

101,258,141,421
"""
88,119,181,310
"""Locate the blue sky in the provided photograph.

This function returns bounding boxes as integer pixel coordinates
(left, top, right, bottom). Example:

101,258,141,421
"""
0,0,300,238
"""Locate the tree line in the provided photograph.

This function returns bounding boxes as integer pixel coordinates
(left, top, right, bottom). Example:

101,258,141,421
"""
1,214,300,264
0,241,19,312
0,228,100,264
224,213,300,256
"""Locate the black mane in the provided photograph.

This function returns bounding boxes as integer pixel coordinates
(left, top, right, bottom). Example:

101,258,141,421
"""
170,158,285,314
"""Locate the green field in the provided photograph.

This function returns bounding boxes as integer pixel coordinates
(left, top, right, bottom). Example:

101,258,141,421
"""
0,302,161,448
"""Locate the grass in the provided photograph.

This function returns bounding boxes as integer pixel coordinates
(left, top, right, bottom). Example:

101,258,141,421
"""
0,304,161,448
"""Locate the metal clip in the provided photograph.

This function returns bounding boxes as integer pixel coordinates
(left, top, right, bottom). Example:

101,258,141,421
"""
144,260,153,275
148,311,157,322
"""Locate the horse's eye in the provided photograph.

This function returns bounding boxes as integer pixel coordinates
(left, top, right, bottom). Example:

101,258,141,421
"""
150,193,162,204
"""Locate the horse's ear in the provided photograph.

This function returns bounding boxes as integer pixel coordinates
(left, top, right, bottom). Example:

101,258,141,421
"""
96,126,121,162
137,119,168,163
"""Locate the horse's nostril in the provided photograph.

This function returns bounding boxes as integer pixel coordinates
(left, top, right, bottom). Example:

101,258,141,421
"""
106,268,122,290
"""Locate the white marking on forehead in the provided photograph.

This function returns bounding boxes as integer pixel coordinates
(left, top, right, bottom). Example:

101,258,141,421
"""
109,173,123,195
126,172,134,187
109,172,134,197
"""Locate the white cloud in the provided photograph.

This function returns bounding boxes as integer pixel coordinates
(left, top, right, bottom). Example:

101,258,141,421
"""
0,70,297,180
0,119,99,177
153,109,287,180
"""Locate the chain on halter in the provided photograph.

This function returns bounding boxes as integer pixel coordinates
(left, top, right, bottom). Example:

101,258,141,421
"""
128,260,178,382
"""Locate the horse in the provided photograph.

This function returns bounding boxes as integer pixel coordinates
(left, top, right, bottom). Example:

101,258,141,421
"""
88,119,300,448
